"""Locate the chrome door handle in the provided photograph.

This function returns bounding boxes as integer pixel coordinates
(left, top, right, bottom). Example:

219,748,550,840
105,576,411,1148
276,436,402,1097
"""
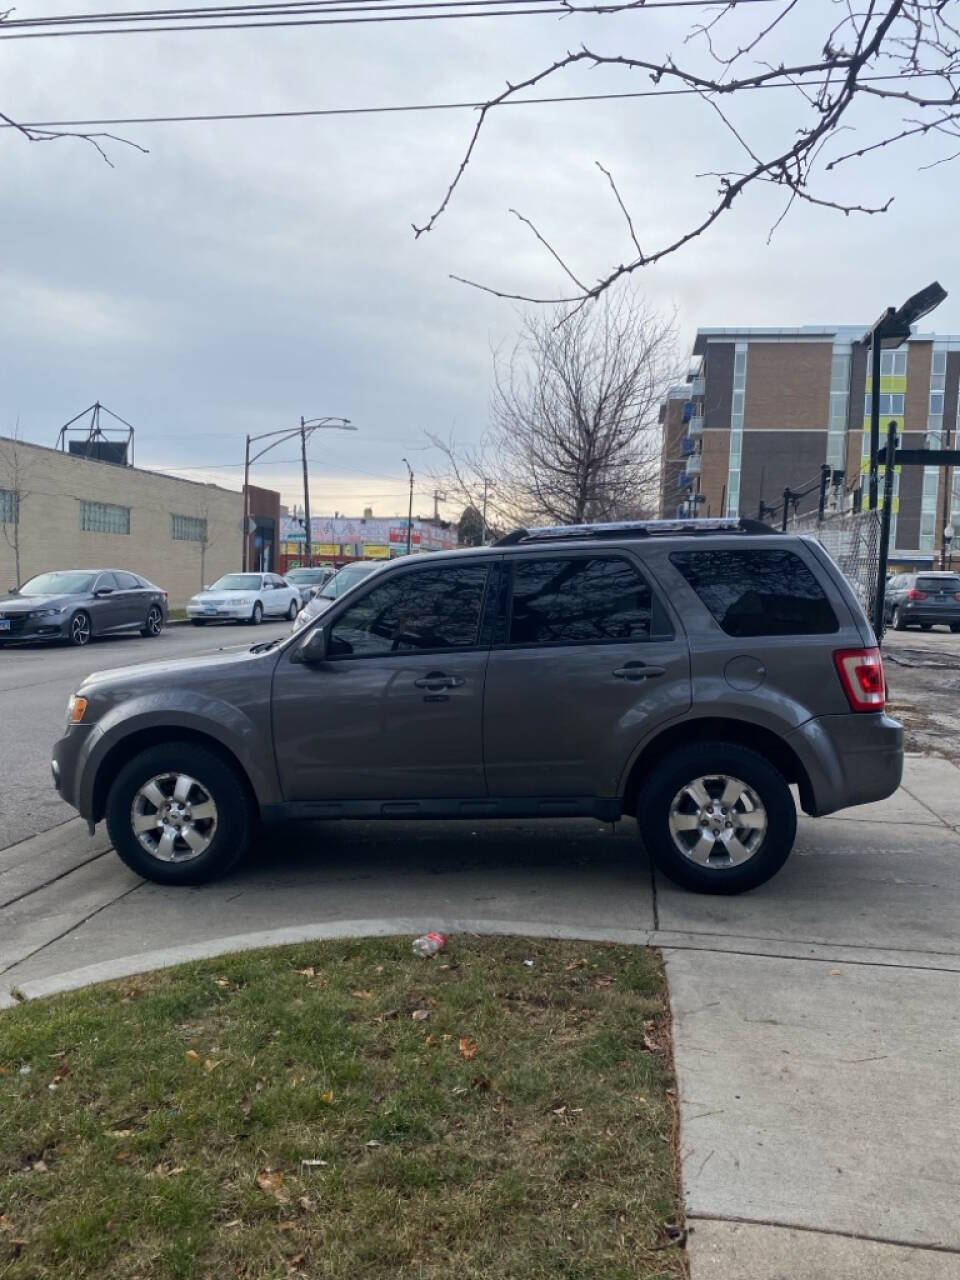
613,663,666,681
414,672,465,690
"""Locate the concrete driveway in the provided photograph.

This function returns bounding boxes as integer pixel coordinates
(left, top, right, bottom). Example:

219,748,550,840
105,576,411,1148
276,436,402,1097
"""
2,756,959,1278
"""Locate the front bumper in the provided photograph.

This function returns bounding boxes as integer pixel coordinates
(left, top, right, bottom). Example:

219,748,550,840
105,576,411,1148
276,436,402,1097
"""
788,712,904,817
187,604,252,621
0,613,69,642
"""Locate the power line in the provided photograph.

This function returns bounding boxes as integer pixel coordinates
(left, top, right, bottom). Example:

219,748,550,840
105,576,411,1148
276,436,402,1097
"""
2,73,930,131
0,0,778,36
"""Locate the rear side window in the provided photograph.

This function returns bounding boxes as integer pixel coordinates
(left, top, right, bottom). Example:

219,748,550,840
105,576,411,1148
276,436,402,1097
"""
670,549,839,637
506,556,666,646
114,571,141,590
916,577,960,593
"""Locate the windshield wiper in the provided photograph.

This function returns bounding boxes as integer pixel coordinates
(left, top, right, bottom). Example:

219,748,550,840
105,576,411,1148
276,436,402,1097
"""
250,638,284,654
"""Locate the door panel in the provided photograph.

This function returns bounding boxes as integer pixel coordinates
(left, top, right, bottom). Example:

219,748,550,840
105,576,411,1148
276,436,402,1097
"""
483,554,691,797
272,561,492,800
114,570,147,629
91,572,124,632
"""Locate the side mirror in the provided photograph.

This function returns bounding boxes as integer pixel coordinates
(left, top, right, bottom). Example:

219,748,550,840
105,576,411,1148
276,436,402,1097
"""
8,587,19,596
292,627,327,665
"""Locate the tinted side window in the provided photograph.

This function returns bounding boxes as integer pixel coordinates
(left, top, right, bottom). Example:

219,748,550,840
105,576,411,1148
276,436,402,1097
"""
670,549,839,637
95,572,120,592
507,556,658,646
114,571,141,590
917,577,960,593
329,565,488,657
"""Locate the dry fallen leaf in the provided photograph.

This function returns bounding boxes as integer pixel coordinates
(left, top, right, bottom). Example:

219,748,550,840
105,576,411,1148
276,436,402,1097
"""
319,1090,335,1105
225,1219,243,1228
365,1140,381,1148
107,1129,133,1139
565,958,589,971
593,976,615,988
256,1170,289,1202
52,1062,73,1082
289,1251,306,1267
298,1195,314,1211
458,1036,479,1061
351,989,373,1000
411,1009,431,1022
185,1050,202,1063
829,968,843,976
31,1160,49,1173
295,967,316,978
114,1151,134,1164
203,1059,222,1073
214,977,230,988
642,1034,662,1054
424,1035,439,1048
375,965,385,974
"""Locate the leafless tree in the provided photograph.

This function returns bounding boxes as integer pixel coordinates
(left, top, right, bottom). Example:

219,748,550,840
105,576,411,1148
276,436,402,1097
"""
0,428,32,586
416,1,960,305
430,289,677,530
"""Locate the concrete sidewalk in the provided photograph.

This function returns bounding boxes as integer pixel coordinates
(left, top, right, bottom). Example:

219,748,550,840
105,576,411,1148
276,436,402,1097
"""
1,756,959,1276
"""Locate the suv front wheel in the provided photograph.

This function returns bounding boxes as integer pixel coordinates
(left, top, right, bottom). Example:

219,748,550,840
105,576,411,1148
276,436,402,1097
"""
637,742,796,894
105,742,254,885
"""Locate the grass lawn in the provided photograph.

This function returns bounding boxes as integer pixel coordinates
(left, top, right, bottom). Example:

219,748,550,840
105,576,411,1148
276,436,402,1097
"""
0,936,685,1280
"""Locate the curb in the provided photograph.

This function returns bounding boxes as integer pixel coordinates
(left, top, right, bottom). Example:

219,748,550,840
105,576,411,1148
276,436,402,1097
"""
0,919,653,1008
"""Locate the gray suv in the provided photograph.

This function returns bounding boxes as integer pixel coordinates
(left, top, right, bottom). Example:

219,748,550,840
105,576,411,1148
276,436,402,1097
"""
52,520,903,895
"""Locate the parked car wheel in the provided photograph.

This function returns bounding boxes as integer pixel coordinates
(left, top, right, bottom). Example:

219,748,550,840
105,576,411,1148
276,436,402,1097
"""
637,742,796,894
286,598,299,621
105,742,254,885
952,623,960,634
249,602,263,626
892,607,907,631
68,610,92,647
141,605,164,638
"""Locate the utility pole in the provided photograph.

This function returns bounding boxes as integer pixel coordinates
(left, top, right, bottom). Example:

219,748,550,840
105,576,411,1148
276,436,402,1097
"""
940,411,954,569
242,434,251,571
300,416,313,567
781,487,792,533
402,458,414,554
481,477,494,544
432,489,447,521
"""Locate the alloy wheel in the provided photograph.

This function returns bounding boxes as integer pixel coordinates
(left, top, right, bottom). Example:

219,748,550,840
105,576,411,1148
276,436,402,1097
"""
146,607,163,636
130,772,218,862
71,613,91,646
667,774,767,867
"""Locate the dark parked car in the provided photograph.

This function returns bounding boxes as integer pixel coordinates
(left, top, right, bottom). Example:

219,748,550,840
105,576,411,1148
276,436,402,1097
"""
291,560,386,631
53,520,903,895
1,569,168,647
285,566,335,606
883,571,960,632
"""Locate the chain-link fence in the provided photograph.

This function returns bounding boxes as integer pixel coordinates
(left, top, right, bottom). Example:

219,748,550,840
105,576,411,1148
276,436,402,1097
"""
791,506,882,625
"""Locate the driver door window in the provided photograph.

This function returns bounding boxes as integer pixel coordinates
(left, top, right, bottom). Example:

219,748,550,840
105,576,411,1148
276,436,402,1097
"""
329,565,488,657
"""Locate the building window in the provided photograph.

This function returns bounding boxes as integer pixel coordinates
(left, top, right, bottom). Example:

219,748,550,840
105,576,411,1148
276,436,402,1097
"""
0,488,17,524
930,391,945,416
80,500,130,535
172,513,207,543
827,347,852,474
726,343,748,517
918,346,946,552
864,392,905,417
867,349,908,378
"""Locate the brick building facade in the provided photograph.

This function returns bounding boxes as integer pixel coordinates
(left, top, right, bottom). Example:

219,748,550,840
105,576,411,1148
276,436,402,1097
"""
0,437,275,607
662,326,960,561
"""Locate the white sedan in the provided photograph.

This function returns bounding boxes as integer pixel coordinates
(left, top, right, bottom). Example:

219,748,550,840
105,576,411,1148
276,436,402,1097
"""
187,572,300,626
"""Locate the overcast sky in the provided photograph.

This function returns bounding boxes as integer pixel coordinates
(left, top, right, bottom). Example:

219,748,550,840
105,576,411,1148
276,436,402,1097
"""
2,0,958,519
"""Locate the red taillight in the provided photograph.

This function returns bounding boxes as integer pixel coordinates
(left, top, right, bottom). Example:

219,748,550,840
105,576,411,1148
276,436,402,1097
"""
833,648,885,712
907,588,928,600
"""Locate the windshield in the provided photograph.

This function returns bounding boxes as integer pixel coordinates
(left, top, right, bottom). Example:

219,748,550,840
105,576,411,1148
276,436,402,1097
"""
18,571,97,597
319,562,378,599
209,574,262,592
917,577,960,592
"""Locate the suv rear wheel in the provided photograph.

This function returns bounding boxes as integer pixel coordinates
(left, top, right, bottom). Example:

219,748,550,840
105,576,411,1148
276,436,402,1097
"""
105,742,254,885
637,742,796,894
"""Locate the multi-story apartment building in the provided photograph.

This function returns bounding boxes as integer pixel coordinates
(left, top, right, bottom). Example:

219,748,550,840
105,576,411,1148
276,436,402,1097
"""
661,325,960,562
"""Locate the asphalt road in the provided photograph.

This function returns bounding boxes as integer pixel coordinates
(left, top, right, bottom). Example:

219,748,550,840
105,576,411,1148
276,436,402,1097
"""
0,619,290,852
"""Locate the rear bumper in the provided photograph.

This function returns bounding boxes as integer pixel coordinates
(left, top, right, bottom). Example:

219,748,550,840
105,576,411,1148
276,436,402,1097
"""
788,713,903,817
895,606,960,625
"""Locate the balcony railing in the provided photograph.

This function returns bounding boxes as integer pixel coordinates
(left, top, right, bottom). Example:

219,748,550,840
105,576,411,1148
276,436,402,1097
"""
688,377,705,397
685,453,702,475
687,414,704,435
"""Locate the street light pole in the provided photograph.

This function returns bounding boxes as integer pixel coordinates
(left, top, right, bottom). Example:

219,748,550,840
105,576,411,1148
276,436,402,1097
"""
242,417,355,571
402,458,414,554
868,326,883,511
300,417,313,567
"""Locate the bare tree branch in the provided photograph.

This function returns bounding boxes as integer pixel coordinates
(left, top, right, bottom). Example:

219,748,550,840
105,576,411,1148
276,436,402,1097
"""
0,107,148,166
417,1,960,303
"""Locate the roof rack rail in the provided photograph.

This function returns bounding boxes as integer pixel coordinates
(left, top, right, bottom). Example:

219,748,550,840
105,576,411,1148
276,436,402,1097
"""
493,517,780,546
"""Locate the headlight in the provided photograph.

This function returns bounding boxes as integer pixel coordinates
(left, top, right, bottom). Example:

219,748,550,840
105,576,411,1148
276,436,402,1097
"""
29,608,63,618
67,694,88,724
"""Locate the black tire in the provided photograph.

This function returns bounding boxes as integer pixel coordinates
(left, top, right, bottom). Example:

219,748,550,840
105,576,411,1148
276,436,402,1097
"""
141,605,164,638
249,602,263,626
287,598,299,621
105,742,254,885
892,607,906,631
68,610,92,647
951,623,960,634
191,619,206,627
637,741,797,895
